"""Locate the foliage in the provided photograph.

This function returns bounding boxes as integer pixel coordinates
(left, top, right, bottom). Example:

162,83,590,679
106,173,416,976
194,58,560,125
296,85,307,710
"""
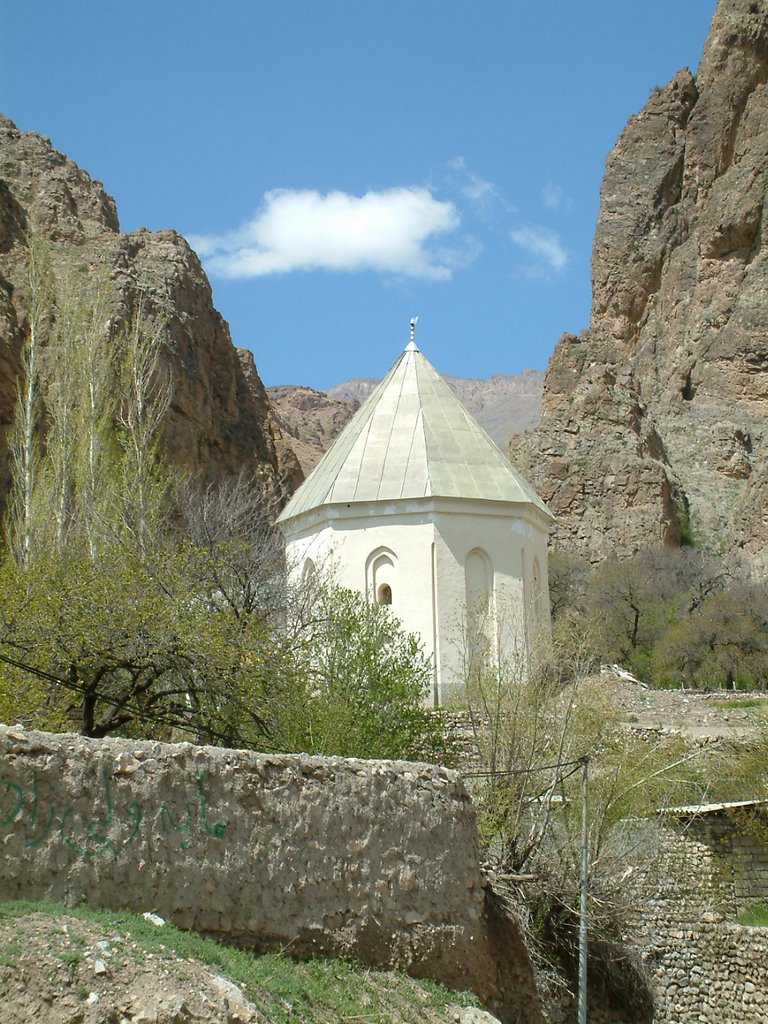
277,585,451,763
0,238,455,764
0,542,281,744
550,545,768,690
458,622,714,1013
737,900,768,927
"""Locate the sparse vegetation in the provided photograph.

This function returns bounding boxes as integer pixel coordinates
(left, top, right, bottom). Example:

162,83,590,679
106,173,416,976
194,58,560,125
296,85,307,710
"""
549,546,768,691
737,900,768,928
0,901,479,1023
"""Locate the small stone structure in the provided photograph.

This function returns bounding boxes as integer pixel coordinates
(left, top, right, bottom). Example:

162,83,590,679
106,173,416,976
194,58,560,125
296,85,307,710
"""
629,803,768,1023
0,725,542,1023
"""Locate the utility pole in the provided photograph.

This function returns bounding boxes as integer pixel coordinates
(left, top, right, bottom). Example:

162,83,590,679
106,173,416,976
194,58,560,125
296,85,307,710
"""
578,755,589,1024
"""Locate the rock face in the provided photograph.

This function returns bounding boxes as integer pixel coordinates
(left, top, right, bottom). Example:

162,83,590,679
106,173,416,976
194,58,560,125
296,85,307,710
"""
272,369,544,477
514,0,768,572
0,114,287,508
268,384,360,476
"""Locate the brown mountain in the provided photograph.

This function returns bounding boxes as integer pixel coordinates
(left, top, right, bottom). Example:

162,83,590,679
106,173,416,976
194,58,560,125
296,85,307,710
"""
0,114,291,510
513,0,768,573
269,370,542,476
267,385,360,477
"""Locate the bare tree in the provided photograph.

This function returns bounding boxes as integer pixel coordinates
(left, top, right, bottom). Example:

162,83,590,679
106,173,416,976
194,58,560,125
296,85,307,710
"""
7,230,54,561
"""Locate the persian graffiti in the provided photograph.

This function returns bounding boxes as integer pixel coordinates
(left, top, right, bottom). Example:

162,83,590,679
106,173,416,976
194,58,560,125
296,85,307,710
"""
0,764,227,857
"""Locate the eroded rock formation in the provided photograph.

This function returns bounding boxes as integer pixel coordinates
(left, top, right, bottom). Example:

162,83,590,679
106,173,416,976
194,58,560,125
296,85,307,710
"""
514,0,768,572
0,114,288,508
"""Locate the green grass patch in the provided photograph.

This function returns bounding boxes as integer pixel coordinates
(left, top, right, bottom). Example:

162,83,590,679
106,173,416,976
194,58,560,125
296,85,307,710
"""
0,900,478,1024
710,699,767,711
737,901,768,927
0,939,21,968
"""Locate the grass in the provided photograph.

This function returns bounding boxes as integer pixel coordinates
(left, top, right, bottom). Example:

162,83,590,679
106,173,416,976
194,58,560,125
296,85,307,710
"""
736,900,768,927
0,938,21,968
710,698,767,711
0,900,479,1024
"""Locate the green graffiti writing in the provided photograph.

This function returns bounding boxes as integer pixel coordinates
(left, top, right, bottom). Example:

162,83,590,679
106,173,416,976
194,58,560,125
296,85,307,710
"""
197,772,226,838
24,777,57,849
0,763,227,857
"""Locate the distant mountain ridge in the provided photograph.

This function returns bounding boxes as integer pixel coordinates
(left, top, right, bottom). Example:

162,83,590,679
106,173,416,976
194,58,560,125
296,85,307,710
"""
268,369,543,475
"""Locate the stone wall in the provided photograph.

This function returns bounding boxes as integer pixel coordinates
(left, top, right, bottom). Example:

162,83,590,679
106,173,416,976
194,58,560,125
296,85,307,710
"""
630,812,768,1023
0,725,542,1023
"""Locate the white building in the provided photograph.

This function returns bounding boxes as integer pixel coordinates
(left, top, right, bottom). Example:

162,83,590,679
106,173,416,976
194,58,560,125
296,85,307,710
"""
277,336,553,705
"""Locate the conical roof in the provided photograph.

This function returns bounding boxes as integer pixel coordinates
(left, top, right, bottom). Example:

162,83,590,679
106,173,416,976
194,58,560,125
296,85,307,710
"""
278,341,552,523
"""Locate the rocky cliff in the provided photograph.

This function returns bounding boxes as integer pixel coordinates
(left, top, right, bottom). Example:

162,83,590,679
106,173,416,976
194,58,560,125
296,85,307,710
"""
514,0,768,573
0,114,290,510
268,384,360,476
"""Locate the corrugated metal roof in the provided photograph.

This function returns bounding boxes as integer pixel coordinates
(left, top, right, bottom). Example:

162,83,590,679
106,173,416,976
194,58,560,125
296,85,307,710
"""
278,342,552,522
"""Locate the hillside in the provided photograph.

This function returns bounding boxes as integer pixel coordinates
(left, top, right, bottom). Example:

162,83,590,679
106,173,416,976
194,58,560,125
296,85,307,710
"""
512,0,768,572
0,115,298,512
0,902,486,1024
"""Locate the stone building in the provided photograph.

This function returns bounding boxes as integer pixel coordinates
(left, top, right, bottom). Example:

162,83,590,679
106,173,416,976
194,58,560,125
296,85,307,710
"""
278,335,553,705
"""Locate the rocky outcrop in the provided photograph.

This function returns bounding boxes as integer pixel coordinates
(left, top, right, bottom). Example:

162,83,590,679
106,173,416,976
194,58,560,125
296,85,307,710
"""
0,114,287,509
514,0,768,572
268,384,359,476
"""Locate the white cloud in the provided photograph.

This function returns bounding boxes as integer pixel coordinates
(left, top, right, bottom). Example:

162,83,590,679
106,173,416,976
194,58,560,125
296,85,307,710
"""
447,156,499,204
510,225,567,275
542,183,563,211
189,187,462,280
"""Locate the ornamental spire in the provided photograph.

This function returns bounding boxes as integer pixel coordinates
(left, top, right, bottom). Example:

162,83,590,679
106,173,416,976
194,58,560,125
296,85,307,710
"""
405,315,419,352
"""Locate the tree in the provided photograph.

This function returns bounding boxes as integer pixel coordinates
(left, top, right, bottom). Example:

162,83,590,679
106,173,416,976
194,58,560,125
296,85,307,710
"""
458,625,713,1016
275,586,451,762
652,583,768,689
113,298,172,555
0,543,280,744
6,229,55,562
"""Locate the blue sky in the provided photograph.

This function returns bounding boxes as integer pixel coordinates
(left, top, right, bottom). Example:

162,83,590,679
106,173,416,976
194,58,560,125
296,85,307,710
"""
4,1,717,390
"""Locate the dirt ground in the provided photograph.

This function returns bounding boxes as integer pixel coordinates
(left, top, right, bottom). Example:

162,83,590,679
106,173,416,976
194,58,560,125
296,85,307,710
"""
0,912,265,1024
601,667,768,741
0,911,495,1024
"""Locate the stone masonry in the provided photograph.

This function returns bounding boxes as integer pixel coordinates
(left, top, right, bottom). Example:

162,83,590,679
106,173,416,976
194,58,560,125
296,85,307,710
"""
0,725,542,1023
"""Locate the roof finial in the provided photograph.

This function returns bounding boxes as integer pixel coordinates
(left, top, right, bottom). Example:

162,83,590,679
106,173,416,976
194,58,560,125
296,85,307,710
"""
406,315,419,352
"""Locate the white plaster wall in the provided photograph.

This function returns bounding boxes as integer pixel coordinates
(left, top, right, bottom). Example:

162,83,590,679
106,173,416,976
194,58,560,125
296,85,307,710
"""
431,506,548,702
282,498,551,707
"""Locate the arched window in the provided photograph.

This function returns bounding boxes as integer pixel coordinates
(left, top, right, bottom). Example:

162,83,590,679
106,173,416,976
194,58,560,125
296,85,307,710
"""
302,558,316,581
365,546,397,606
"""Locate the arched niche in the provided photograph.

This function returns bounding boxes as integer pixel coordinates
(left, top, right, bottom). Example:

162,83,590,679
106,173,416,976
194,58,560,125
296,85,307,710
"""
532,556,544,622
366,546,397,606
302,557,316,582
464,548,494,671
465,547,493,618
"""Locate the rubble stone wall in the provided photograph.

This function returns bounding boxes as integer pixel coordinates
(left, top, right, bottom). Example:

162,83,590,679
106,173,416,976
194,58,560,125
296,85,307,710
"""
0,725,541,1023
633,815,768,1024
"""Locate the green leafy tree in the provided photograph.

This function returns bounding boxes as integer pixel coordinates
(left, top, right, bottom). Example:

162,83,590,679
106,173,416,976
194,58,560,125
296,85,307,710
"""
276,586,450,762
6,229,55,562
0,543,280,744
